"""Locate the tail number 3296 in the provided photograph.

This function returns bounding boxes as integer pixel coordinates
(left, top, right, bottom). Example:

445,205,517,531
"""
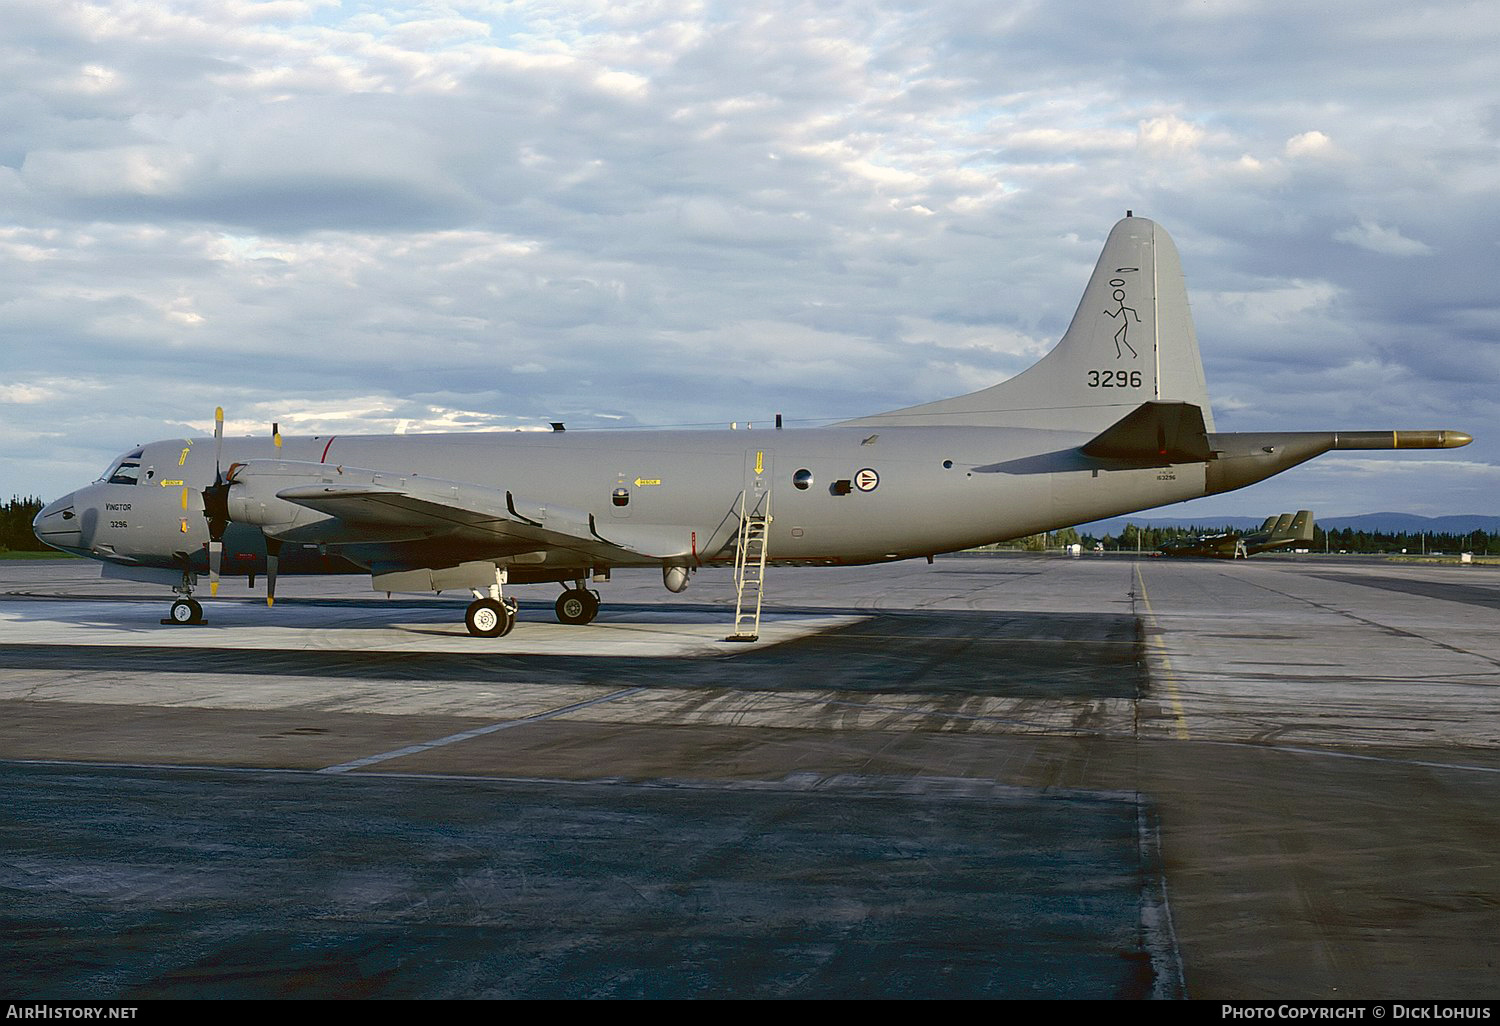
1087,370,1142,388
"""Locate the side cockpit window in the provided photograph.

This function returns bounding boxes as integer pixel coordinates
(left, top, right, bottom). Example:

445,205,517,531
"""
103,450,145,486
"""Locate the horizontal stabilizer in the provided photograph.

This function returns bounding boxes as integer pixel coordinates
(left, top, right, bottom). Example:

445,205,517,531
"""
1081,401,1212,463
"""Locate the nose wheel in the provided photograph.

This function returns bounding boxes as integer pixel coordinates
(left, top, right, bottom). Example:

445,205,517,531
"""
167,597,204,625
162,569,207,625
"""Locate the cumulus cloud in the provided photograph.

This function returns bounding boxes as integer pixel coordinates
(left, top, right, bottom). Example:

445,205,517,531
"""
1334,219,1434,256
1285,131,1335,159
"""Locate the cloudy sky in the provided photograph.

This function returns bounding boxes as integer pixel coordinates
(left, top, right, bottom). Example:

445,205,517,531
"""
3,0,1497,518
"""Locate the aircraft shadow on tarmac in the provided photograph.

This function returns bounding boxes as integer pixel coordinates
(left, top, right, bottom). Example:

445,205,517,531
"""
1,603,1143,699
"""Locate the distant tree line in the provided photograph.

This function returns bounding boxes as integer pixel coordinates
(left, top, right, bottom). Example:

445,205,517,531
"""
1309,526,1493,555
2,496,46,552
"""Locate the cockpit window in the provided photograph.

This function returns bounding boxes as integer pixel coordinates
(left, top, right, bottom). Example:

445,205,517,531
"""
108,461,141,486
100,450,145,486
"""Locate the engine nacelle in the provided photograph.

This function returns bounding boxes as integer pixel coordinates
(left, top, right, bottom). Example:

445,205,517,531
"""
225,461,336,532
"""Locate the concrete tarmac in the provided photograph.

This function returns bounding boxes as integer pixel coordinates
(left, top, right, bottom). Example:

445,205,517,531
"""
2,554,1498,998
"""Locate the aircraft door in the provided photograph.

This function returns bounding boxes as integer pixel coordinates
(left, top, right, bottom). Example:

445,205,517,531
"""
743,447,772,519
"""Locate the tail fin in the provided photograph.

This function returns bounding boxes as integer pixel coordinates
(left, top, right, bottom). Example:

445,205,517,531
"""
1269,513,1295,537
1287,510,1314,544
841,215,1215,433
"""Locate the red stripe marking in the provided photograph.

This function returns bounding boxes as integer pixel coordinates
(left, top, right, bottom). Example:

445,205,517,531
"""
321,436,337,463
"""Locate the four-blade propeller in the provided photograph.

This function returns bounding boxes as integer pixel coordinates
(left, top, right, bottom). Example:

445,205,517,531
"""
195,408,283,607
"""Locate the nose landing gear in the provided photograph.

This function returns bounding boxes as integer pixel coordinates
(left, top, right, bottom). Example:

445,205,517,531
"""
162,569,206,625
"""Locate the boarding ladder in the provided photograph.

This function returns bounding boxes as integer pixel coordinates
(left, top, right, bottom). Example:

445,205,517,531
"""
727,483,771,642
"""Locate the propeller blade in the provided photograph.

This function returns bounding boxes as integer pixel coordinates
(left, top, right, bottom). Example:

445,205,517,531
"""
202,407,231,597
209,539,222,596
265,536,281,607
273,421,282,450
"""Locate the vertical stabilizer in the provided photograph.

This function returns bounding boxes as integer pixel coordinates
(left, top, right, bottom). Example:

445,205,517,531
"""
841,215,1216,433
1288,510,1314,544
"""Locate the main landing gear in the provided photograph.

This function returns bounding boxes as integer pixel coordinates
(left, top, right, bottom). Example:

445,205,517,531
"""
554,585,600,626
465,566,520,637
462,571,604,637
465,596,518,638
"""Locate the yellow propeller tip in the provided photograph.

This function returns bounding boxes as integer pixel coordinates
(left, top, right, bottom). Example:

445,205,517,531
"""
210,582,219,596
266,596,275,607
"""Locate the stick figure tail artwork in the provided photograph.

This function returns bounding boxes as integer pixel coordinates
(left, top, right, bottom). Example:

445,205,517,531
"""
844,216,1211,433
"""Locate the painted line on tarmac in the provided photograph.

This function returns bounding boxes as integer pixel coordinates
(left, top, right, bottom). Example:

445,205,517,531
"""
317,686,648,774
1134,562,1190,741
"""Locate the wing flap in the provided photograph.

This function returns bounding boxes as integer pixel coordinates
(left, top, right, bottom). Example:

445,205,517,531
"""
261,466,698,560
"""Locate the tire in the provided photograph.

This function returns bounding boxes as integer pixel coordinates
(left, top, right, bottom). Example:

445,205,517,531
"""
465,598,512,638
169,598,202,625
555,589,599,625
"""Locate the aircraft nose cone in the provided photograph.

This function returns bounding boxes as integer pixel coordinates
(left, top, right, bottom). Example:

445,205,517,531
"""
32,492,84,551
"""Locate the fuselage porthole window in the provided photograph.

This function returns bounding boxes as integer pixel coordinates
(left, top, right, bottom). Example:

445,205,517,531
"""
792,469,814,490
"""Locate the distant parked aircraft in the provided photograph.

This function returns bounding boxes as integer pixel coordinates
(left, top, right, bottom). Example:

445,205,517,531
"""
1159,511,1315,559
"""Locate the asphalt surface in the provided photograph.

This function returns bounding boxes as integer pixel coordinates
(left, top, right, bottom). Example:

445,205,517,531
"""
3,554,1499,998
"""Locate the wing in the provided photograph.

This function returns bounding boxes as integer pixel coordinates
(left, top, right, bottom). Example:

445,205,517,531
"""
225,459,711,567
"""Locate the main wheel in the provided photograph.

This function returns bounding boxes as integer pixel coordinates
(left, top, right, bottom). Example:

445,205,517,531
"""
555,589,599,625
169,598,202,624
465,598,514,638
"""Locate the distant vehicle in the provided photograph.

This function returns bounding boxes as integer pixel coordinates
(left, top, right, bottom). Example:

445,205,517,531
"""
1159,511,1315,559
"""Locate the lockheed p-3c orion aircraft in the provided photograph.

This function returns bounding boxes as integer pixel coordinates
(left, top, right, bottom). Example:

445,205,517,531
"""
33,216,1471,639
